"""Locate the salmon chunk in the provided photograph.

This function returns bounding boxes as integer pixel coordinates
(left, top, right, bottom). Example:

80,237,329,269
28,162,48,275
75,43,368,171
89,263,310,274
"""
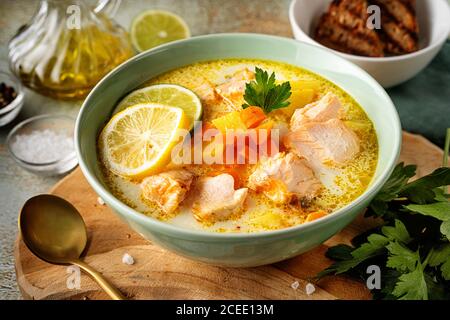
196,80,220,106
286,119,360,165
215,68,255,108
290,92,341,130
192,174,248,222
248,152,322,204
141,170,194,215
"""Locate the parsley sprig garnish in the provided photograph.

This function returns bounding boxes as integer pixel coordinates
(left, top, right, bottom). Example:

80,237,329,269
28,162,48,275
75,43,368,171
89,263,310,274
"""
317,129,450,300
242,67,291,113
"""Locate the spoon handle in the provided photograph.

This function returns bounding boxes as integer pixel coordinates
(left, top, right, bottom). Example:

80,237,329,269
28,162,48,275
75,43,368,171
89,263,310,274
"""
74,260,126,300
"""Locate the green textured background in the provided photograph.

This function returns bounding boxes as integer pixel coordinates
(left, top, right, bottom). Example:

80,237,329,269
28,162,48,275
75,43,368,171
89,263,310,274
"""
388,41,450,147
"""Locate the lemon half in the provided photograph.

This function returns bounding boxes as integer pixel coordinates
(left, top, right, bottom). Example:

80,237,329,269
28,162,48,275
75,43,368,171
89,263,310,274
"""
100,103,189,179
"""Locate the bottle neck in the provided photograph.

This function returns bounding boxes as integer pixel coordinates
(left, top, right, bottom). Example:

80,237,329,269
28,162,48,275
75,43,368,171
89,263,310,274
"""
41,0,90,12
39,0,121,20
45,0,85,5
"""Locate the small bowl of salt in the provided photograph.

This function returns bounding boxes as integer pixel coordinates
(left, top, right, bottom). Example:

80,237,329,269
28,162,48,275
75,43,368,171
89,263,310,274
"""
7,114,78,175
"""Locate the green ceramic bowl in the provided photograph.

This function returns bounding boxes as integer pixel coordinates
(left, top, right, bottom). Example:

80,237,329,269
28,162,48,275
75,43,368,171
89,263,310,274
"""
75,34,401,267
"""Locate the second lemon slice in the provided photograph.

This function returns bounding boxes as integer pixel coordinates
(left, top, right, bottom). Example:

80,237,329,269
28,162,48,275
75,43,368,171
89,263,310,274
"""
130,10,190,52
114,84,202,130
100,103,189,179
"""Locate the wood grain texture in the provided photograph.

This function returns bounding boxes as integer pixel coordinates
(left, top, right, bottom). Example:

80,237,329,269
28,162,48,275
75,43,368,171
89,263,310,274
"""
14,132,444,300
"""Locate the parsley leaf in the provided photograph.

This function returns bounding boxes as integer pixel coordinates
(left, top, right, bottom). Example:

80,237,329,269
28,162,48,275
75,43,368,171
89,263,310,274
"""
242,67,292,113
391,262,428,300
429,245,450,281
366,163,416,218
441,259,450,280
318,220,409,278
317,129,450,300
386,241,419,272
405,202,450,221
325,244,354,261
401,167,450,204
376,163,417,202
405,202,450,240
428,244,450,266
336,234,389,271
381,220,412,243
433,188,449,202
440,220,450,241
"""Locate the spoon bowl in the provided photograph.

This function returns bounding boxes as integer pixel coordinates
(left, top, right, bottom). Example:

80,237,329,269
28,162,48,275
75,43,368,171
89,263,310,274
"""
20,195,87,265
19,194,125,300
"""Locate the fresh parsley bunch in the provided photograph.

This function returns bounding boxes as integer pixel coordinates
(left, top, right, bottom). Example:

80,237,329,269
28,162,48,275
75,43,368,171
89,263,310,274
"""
317,130,450,300
242,67,291,113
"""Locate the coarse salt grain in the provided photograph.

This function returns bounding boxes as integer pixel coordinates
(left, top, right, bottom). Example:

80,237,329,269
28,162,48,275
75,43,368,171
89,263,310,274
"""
122,253,134,265
305,283,316,295
291,281,300,290
11,129,74,163
97,197,105,205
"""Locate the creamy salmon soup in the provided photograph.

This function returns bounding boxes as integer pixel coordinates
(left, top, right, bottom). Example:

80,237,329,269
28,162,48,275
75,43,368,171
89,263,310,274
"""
98,59,378,233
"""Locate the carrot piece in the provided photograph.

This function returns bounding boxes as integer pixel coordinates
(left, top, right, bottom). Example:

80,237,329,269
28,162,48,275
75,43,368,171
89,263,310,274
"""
224,167,245,188
203,121,216,131
305,211,327,222
240,106,266,128
254,119,273,144
212,111,246,134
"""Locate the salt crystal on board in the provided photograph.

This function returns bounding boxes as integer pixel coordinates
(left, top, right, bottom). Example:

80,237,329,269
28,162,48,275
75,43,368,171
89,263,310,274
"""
97,197,105,205
291,281,300,290
122,253,134,265
305,283,316,295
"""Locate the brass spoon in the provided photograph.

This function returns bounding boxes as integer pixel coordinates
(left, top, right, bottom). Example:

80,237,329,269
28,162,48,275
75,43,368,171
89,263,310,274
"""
19,194,125,300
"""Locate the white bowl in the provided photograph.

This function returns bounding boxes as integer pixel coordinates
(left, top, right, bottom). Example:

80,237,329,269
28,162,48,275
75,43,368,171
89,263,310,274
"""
289,0,450,88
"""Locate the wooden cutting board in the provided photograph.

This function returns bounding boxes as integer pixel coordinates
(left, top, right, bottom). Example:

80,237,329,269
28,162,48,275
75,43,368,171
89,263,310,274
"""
14,132,444,300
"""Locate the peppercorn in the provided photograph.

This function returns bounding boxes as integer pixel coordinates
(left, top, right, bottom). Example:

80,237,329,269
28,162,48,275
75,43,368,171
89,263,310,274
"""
0,82,18,109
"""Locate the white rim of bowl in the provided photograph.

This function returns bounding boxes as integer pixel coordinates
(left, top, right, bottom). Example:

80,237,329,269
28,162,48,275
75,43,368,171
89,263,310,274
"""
289,0,450,62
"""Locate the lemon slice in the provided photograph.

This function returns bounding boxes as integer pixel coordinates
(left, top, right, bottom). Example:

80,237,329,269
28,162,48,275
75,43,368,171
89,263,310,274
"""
100,103,189,179
130,10,190,52
113,84,202,130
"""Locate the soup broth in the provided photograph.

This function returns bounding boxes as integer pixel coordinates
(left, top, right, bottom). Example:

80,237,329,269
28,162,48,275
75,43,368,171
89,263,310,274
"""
100,59,378,233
